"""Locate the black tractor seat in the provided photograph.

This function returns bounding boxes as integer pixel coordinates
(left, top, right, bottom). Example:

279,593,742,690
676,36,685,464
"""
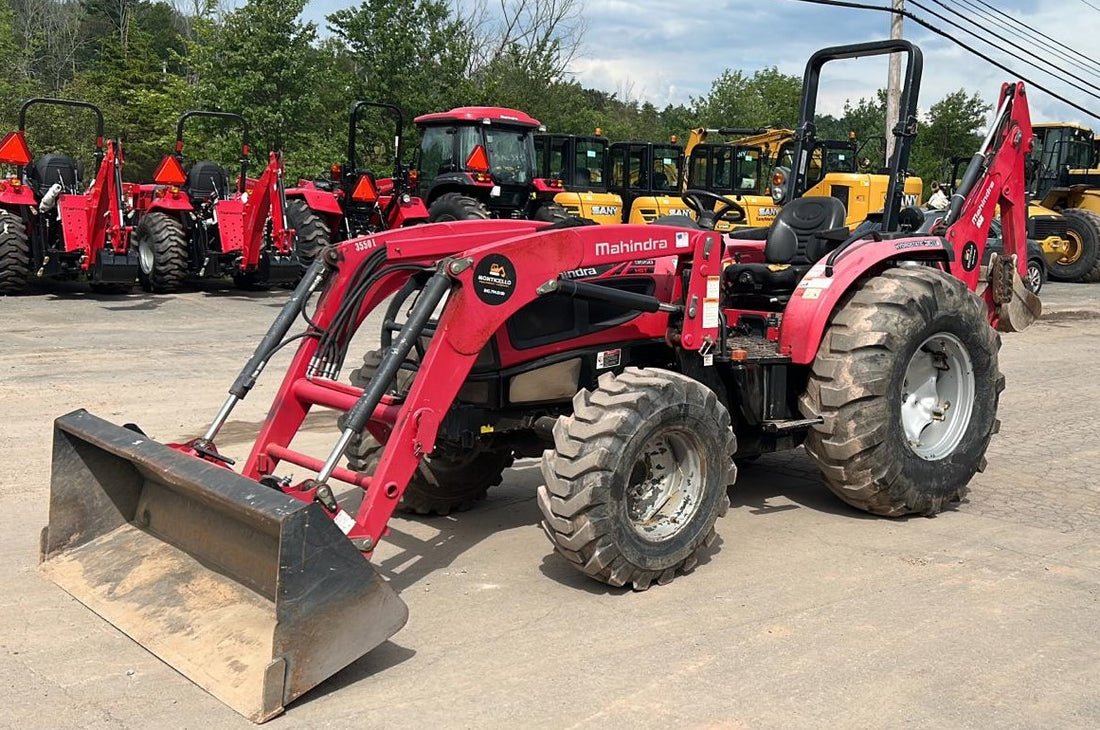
724,196,848,308
30,153,80,196
186,160,230,201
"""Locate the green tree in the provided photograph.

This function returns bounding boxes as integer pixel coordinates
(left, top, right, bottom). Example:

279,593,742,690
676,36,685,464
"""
910,89,990,186
189,0,324,178
691,66,801,129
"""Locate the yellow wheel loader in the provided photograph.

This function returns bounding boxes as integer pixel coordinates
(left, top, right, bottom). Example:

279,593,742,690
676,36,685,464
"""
1026,122,1100,281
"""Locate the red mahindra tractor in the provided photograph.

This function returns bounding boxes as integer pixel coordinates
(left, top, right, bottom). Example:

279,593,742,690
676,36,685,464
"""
0,98,136,294
130,111,307,292
285,101,429,265
39,40,1041,722
412,106,571,222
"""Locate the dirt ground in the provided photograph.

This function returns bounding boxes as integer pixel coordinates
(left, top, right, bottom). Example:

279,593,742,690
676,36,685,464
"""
1,278,1098,729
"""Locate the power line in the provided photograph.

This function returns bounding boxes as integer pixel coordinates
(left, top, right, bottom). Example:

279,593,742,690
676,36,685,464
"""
964,0,1100,79
1079,0,1100,13
786,0,1100,121
916,0,1100,101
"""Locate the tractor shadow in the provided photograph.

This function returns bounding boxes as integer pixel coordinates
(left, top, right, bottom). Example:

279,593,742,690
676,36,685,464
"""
342,461,546,594
297,639,417,710
33,280,172,310
730,447,874,520
194,279,291,305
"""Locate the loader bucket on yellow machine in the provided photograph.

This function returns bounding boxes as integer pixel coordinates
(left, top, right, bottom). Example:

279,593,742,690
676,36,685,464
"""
38,410,408,723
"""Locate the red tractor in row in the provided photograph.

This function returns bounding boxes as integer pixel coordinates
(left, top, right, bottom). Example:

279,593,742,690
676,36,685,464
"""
286,101,430,261
130,111,313,292
0,98,136,294
39,40,1040,722
412,106,571,222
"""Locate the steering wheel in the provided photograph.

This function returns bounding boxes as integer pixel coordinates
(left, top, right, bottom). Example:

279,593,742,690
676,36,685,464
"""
681,188,747,228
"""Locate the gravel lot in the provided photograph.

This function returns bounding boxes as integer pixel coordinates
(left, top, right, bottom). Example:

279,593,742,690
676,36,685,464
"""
2,278,1098,729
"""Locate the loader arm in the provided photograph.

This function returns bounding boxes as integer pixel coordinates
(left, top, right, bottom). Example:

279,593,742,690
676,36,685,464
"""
237,222,720,552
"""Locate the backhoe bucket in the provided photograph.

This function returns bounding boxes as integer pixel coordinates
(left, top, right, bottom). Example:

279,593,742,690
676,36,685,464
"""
39,410,408,723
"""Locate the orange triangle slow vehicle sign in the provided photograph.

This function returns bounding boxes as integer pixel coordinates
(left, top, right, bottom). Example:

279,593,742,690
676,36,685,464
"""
465,144,490,173
351,174,378,203
0,131,32,166
152,155,188,186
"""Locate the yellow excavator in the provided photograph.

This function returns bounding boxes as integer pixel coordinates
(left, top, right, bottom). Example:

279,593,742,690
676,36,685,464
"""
683,126,924,231
608,140,691,223
534,132,623,224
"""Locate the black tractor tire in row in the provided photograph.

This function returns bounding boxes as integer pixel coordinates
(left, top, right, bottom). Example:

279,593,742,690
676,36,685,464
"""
799,267,1003,517
343,349,514,515
286,199,331,272
136,212,188,293
0,209,30,295
532,202,571,223
538,368,736,591
428,192,490,222
1049,208,1100,282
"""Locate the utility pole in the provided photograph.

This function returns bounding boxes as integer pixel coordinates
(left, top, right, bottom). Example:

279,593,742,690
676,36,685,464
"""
884,0,903,164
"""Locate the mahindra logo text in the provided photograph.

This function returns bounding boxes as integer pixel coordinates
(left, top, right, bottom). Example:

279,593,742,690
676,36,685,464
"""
595,238,669,256
970,180,995,228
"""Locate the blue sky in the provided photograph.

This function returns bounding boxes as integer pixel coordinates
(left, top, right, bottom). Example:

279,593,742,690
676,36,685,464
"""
300,0,1100,125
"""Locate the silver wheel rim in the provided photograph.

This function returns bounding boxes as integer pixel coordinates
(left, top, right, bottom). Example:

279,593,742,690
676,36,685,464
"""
138,237,154,274
626,429,705,541
1027,264,1042,292
901,332,976,460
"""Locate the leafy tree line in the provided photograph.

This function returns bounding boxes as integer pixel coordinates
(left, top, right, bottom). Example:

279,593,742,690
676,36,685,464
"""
0,0,989,189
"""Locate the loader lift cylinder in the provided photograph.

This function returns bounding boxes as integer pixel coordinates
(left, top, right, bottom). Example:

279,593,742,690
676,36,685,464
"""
200,256,328,447
318,267,452,483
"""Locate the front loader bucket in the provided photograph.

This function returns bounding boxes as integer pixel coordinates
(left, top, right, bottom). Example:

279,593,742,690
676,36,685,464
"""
39,410,408,723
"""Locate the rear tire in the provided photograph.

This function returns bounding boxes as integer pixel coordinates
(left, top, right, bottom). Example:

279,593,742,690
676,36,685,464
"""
1049,208,1100,282
428,192,490,222
799,267,1003,516
286,199,330,272
0,209,30,295
538,368,735,591
136,212,188,293
344,349,513,515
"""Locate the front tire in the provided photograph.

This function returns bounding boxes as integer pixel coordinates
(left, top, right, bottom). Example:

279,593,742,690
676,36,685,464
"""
532,202,571,222
0,209,30,295
428,192,490,222
1049,208,1100,282
799,267,1003,516
136,212,188,293
538,368,735,591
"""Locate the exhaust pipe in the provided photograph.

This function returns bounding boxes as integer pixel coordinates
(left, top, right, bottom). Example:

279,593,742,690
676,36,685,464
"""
40,410,408,722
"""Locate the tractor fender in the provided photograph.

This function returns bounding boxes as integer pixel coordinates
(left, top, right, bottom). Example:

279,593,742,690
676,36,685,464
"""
0,184,35,206
286,186,343,216
147,192,193,212
385,195,430,227
778,235,951,364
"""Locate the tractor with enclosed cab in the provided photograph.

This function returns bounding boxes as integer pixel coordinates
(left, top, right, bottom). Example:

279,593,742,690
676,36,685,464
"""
413,106,570,223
